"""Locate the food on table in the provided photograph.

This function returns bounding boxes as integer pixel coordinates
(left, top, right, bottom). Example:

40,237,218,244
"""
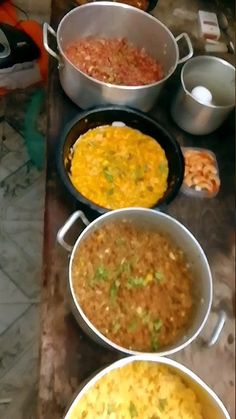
68,125,169,209
72,220,194,352
183,149,220,195
76,0,149,11
65,37,164,86
68,361,204,419
116,0,149,10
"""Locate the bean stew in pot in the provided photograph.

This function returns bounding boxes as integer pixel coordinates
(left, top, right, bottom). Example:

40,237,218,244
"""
72,220,194,352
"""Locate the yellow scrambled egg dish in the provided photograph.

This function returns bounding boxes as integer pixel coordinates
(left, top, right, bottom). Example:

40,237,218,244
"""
68,362,204,419
68,126,169,209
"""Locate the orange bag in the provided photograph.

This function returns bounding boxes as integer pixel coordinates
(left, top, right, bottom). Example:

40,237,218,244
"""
0,1,48,94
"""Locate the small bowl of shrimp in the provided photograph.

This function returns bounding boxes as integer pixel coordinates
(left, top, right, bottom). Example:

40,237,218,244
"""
181,147,220,198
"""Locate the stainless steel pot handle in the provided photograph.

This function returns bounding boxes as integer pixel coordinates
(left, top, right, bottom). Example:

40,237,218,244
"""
205,310,227,347
43,22,60,61
175,32,194,64
57,211,90,252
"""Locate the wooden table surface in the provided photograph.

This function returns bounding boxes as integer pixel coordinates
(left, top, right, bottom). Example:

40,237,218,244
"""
38,1,235,417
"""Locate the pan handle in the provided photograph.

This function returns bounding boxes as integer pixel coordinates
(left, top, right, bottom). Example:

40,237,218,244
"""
205,310,227,347
200,310,227,348
57,211,90,252
43,23,60,61
175,32,194,64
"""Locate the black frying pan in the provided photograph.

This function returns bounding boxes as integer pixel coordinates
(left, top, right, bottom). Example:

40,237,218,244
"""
57,106,184,214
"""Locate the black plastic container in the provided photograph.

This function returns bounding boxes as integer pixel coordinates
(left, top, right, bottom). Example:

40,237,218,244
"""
57,106,184,214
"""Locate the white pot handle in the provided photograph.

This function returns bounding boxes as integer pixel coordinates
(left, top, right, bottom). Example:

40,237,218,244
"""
175,32,194,64
43,22,60,61
57,211,90,252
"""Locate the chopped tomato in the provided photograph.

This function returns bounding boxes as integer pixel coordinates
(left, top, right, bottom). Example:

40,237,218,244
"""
65,37,164,86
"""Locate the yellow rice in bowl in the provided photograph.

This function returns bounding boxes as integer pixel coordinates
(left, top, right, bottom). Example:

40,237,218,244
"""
68,361,203,419
68,125,169,210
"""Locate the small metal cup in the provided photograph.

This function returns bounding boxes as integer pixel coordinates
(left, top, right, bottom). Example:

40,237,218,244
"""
171,55,235,135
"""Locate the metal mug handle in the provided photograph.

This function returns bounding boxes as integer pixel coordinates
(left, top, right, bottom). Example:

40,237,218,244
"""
57,211,90,252
175,32,194,64
43,22,60,61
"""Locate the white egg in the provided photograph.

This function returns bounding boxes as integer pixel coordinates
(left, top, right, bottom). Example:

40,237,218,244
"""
191,86,213,104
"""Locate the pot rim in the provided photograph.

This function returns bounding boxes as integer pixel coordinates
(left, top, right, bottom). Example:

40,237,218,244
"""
181,55,235,109
64,354,230,419
68,207,213,357
56,1,179,90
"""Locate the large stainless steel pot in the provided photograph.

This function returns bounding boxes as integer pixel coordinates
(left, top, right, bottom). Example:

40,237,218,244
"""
57,208,226,356
64,355,230,419
43,2,193,111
